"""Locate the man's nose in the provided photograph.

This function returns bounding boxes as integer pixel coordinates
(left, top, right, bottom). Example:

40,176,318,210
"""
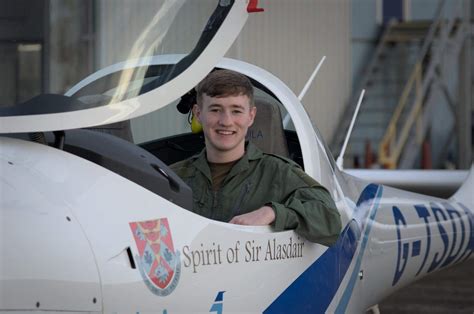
218,111,232,126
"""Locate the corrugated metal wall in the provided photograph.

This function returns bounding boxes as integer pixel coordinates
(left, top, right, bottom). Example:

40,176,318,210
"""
96,0,351,145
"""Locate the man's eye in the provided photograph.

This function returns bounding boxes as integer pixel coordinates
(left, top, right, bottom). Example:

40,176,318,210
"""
210,109,220,112
233,110,243,114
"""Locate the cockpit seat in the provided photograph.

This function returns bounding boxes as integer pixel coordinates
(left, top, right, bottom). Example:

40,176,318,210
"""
247,94,289,158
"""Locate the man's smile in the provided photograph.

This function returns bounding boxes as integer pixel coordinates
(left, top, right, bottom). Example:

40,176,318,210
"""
216,130,236,135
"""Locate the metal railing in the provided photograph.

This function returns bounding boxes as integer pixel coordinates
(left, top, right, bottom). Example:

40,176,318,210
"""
378,0,466,169
378,64,422,168
330,19,397,156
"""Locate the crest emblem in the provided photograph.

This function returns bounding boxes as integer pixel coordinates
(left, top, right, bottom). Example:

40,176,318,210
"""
130,218,181,296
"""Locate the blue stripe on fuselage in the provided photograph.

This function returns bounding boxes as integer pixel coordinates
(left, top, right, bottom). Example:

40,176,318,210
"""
264,184,382,313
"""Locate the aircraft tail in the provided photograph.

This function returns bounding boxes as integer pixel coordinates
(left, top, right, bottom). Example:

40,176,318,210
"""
450,164,474,206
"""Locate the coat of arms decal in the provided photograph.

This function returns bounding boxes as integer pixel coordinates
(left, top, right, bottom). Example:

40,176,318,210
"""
130,218,181,296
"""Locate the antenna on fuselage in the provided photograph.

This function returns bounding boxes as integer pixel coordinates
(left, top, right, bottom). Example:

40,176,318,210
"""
336,89,365,170
283,56,326,128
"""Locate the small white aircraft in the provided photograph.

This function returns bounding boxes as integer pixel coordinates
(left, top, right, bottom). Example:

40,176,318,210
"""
0,1,472,313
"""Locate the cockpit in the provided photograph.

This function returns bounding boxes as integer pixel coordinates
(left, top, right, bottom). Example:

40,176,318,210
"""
0,0,341,210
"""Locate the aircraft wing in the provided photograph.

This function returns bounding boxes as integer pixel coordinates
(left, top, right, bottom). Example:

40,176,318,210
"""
344,168,469,198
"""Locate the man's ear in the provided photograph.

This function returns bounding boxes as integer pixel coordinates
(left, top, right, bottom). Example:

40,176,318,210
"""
192,104,201,122
191,104,203,133
249,105,257,126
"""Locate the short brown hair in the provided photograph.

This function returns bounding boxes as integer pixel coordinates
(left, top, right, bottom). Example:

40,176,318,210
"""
196,69,254,106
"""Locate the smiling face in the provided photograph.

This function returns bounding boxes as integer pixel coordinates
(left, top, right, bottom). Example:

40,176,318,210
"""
194,93,256,163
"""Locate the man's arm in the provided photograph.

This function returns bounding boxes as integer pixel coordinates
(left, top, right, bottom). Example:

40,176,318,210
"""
269,185,341,246
229,206,275,225
229,165,342,246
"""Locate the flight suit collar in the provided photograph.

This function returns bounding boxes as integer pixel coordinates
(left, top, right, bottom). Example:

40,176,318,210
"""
245,141,264,161
191,149,212,182
191,142,264,183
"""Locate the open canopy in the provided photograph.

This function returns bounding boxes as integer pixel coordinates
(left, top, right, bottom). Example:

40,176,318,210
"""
0,0,253,133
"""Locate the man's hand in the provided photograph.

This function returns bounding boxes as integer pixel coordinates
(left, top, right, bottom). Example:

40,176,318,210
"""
229,206,275,225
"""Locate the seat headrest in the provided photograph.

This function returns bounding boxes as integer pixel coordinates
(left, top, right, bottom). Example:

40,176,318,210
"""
246,95,289,157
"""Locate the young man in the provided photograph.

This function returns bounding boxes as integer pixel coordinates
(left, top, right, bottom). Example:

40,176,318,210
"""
171,69,341,246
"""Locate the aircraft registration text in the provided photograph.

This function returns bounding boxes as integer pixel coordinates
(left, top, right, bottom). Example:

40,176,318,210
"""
392,202,474,286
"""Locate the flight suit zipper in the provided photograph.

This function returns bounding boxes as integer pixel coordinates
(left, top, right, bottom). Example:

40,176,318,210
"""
210,183,219,220
231,181,252,216
212,191,218,208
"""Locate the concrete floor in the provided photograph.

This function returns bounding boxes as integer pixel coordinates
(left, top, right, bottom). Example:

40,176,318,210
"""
379,259,474,313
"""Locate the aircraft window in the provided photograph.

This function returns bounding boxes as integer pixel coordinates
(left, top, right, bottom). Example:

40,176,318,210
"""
69,1,233,105
78,73,162,101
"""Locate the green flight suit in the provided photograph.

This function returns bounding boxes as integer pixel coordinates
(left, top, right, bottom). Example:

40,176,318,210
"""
171,143,341,246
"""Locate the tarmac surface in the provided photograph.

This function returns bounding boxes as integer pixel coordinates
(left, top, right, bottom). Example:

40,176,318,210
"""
379,259,474,313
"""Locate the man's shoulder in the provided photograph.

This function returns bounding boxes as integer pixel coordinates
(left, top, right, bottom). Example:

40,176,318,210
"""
260,152,300,168
259,153,323,188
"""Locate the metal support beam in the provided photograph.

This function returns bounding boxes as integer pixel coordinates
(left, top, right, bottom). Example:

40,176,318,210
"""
43,0,49,94
457,0,472,168
435,67,456,115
